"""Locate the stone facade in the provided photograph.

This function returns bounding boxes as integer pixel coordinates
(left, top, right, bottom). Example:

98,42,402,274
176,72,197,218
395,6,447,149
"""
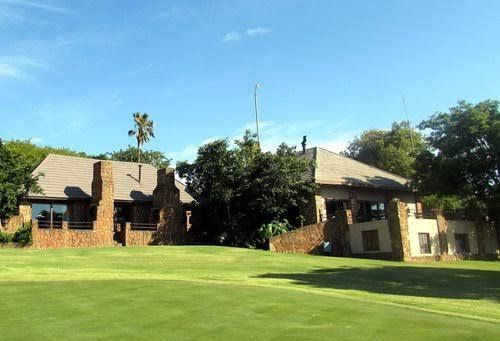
123,222,158,246
387,199,411,261
271,197,498,261
32,221,113,248
436,211,449,255
2,203,31,233
32,161,115,249
269,220,336,254
152,168,184,244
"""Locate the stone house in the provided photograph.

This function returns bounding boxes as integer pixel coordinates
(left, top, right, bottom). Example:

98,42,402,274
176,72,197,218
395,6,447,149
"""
272,147,500,260
301,147,419,224
4,154,195,248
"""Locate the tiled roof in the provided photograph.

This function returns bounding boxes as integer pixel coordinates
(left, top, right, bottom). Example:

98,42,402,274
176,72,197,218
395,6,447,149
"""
27,154,195,204
303,147,411,190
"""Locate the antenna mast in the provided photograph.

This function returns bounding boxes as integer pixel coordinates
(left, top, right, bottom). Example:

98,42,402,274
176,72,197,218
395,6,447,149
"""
254,83,261,147
401,94,415,150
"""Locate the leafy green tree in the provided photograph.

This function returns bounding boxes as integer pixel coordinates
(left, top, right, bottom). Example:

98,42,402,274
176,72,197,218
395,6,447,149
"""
128,113,155,163
342,122,426,178
102,146,171,168
415,100,500,223
177,131,316,247
5,140,89,172
0,140,41,228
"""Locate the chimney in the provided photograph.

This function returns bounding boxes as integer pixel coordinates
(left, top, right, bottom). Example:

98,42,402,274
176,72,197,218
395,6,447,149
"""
138,164,142,183
301,135,307,154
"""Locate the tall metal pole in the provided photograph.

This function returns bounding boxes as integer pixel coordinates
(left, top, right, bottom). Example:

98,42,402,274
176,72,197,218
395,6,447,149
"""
254,83,261,146
401,93,415,151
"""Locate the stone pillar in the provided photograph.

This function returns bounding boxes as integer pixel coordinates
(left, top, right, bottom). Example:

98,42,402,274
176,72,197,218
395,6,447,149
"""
387,199,411,261
348,199,360,223
91,161,114,246
153,168,183,244
300,192,320,225
315,195,326,222
333,209,352,256
436,211,449,255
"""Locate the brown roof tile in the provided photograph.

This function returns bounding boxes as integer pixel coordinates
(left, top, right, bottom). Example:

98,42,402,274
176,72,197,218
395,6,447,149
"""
28,154,195,203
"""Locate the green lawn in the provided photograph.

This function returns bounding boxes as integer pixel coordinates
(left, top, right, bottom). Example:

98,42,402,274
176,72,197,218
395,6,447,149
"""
0,246,499,340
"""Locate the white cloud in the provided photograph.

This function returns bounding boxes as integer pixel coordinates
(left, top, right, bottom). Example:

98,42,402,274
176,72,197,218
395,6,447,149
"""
0,56,49,81
222,31,241,43
29,136,43,144
1,0,76,14
223,27,271,43
245,27,271,37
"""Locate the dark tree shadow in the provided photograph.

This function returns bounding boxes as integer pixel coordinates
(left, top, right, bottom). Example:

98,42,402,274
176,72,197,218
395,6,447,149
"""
257,265,500,301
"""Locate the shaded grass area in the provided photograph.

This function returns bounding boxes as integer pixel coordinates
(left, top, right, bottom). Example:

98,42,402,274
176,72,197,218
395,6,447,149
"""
0,246,499,340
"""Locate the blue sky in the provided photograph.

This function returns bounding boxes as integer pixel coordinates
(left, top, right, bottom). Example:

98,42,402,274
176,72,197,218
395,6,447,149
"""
1,0,499,164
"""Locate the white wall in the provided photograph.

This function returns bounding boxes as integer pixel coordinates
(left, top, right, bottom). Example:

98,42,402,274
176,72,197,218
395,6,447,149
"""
407,217,441,257
349,220,392,254
446,220,478,255
485,227,499,254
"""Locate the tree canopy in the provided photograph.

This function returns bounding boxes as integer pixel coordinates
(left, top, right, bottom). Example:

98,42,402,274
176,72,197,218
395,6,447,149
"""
177,131,316,247
414,100,500,216
128,112,155,163
4,140,90,172
102,146,171,169
0,140,40,224
342,121,426,179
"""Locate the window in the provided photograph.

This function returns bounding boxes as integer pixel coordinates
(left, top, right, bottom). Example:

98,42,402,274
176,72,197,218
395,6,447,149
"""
455,233,470,253
362,230,380,252
31,203,68,228
325,199,348,219
356,201,387,222
418,233,431,254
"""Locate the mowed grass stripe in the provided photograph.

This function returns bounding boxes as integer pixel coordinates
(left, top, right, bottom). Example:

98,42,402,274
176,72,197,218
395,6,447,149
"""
0,246,499,340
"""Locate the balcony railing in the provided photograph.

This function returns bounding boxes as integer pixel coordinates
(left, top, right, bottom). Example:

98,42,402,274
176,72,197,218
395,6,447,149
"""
68,222,93,230
33,220,94,230
130,223,158,231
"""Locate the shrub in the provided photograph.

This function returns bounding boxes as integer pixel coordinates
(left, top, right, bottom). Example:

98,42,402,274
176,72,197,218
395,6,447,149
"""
0,231,13,243
12,222,32,246
257,219,291,246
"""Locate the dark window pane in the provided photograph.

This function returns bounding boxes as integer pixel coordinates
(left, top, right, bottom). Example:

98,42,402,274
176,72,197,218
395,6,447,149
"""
419,233,431,254
455,233,470,253
52,204,68,228
32,203,51,221
362,230,380,251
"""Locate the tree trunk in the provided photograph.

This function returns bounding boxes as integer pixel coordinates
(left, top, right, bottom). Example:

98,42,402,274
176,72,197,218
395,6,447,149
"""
137,140,141,163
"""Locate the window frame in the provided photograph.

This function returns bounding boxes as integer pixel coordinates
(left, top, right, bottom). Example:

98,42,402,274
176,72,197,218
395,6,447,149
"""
362,229,380,252
454,233,470,254
418,232,431,254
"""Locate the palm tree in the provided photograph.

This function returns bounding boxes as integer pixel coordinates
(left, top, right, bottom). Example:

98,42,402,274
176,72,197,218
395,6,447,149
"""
128,112,155,163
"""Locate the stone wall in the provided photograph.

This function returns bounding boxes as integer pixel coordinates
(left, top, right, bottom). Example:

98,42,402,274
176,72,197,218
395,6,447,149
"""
269,220,336,254
32,161,115,249
32,221,113,249
387,198,411,261
2,203,31,233
123,222,158,246
152,168,184,244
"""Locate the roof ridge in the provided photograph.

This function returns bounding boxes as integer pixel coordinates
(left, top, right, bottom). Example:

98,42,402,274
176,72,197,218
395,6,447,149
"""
46,153,159,168
315,146,410,182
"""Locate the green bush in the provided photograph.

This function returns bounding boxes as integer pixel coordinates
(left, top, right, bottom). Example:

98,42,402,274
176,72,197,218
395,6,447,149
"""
12,222,32,246
257,219,291,244
0,231,13,243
